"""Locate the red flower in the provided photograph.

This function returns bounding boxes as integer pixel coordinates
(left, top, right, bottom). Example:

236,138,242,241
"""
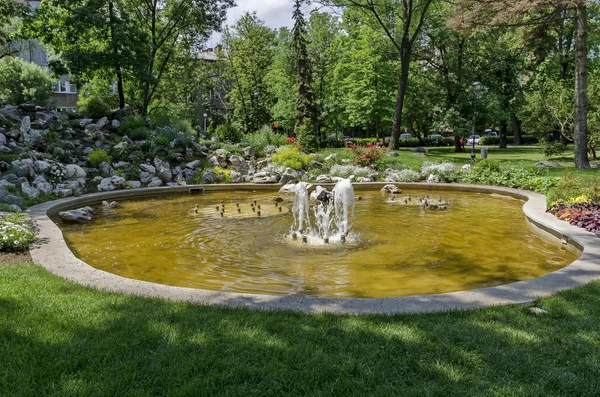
295,145,301,149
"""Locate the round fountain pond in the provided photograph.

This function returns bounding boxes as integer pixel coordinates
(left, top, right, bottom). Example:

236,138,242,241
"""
55,187,579,298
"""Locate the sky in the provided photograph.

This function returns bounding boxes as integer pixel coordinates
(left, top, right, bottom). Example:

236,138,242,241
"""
207,0,315,47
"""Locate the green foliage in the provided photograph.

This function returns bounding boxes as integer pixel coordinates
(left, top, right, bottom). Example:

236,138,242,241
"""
475,159,500,172
0,57,53,106
223,12,275,133
272,147,311,170
119,115,147,136
546,171,586,204
347,143,384,167
214,124,241,144
244,125,287,157
88,149,112,167
128,127,149,141
213,166,233,183
541,139,569,158
173,119,196,135
295,118,318,152
479,136,540,145
77,79,118,118
460,167,559,195
0,212,37,251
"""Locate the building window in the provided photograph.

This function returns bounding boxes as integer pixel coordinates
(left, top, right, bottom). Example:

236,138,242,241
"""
40,51,48,66
55,80,77,94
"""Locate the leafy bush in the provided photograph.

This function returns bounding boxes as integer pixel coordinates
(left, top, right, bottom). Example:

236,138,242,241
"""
541,139,569,158
546,171,585,204
119,115,147,136
78,96,111,119
0,57,53,106
384,168,421,182
475,159,500,172
213,166,233,183
460,167,558,194
214,124,241,143
173,119,196,135
88,149,112,167
155,125,195,149
128,127,149,141
271,147,311,170
347,143,384,167
244,125,287,157
296,118,319,152
76,79,119,119
329,164,374,179
0,212,38,251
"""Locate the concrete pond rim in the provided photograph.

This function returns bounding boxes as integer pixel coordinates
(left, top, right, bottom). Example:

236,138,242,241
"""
27,182,600,315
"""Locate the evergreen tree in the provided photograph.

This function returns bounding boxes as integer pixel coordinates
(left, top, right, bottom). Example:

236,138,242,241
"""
292,0,318,151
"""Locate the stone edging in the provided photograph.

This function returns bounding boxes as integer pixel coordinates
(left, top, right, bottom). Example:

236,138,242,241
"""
28,183,600,314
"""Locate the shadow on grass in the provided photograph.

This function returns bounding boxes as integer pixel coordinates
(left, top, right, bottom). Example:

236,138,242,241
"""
2,264,600,396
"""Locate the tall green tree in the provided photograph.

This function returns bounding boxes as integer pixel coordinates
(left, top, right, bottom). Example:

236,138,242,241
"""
333,16,397,138
222,12,275,134
307,11,341,142
34,0,232,114
323,0,437,150
266,27,296,134
453,0,592,168
0,0,28,59
292,0,318,151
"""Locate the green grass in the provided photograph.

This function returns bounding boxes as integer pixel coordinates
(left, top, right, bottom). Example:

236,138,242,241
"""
3,264,600,396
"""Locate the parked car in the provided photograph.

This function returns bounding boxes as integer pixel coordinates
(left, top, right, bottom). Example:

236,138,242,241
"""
400,133,413,139
466,135,480,145
482,129,498,137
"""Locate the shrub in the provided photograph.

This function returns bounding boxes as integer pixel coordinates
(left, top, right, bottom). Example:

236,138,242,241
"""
347,143,384,167
173,119,196,135
460,167,558,195
271,147,311,170
329,164,374,179
541,139,569,158
0,57,53,106
479,135,540,145
214,166,233,183
78,96,111,119
244,125,287,157
214,124,241,143
384,168,421,182
475,159,501,172
128,127,149,141
88,149,111,167
0,212,38,251
119,115,147,136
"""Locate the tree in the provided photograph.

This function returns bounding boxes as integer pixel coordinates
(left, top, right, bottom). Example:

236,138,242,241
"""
323,0,437,150
35,0,232,114
266,27,297,134
0,0,28,59
222,12,275,134
307,11,341,142
333,16,397,138
0,57,53,106
452,0,591,168
292,0,318,151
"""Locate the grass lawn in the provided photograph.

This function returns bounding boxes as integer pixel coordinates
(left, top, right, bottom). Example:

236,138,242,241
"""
321,145,600,183
3,263,600,396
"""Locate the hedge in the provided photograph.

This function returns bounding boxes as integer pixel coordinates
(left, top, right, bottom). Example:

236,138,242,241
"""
479,135,539,145
352,137,454,147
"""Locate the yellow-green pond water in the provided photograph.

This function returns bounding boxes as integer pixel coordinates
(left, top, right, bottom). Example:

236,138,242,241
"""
58,190,578,298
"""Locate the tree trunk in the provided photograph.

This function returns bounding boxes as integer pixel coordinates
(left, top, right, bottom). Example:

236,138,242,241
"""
510,113,522,145
388,40,411,151
108,1,125,109
573,2,590,168
499,119,508,148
